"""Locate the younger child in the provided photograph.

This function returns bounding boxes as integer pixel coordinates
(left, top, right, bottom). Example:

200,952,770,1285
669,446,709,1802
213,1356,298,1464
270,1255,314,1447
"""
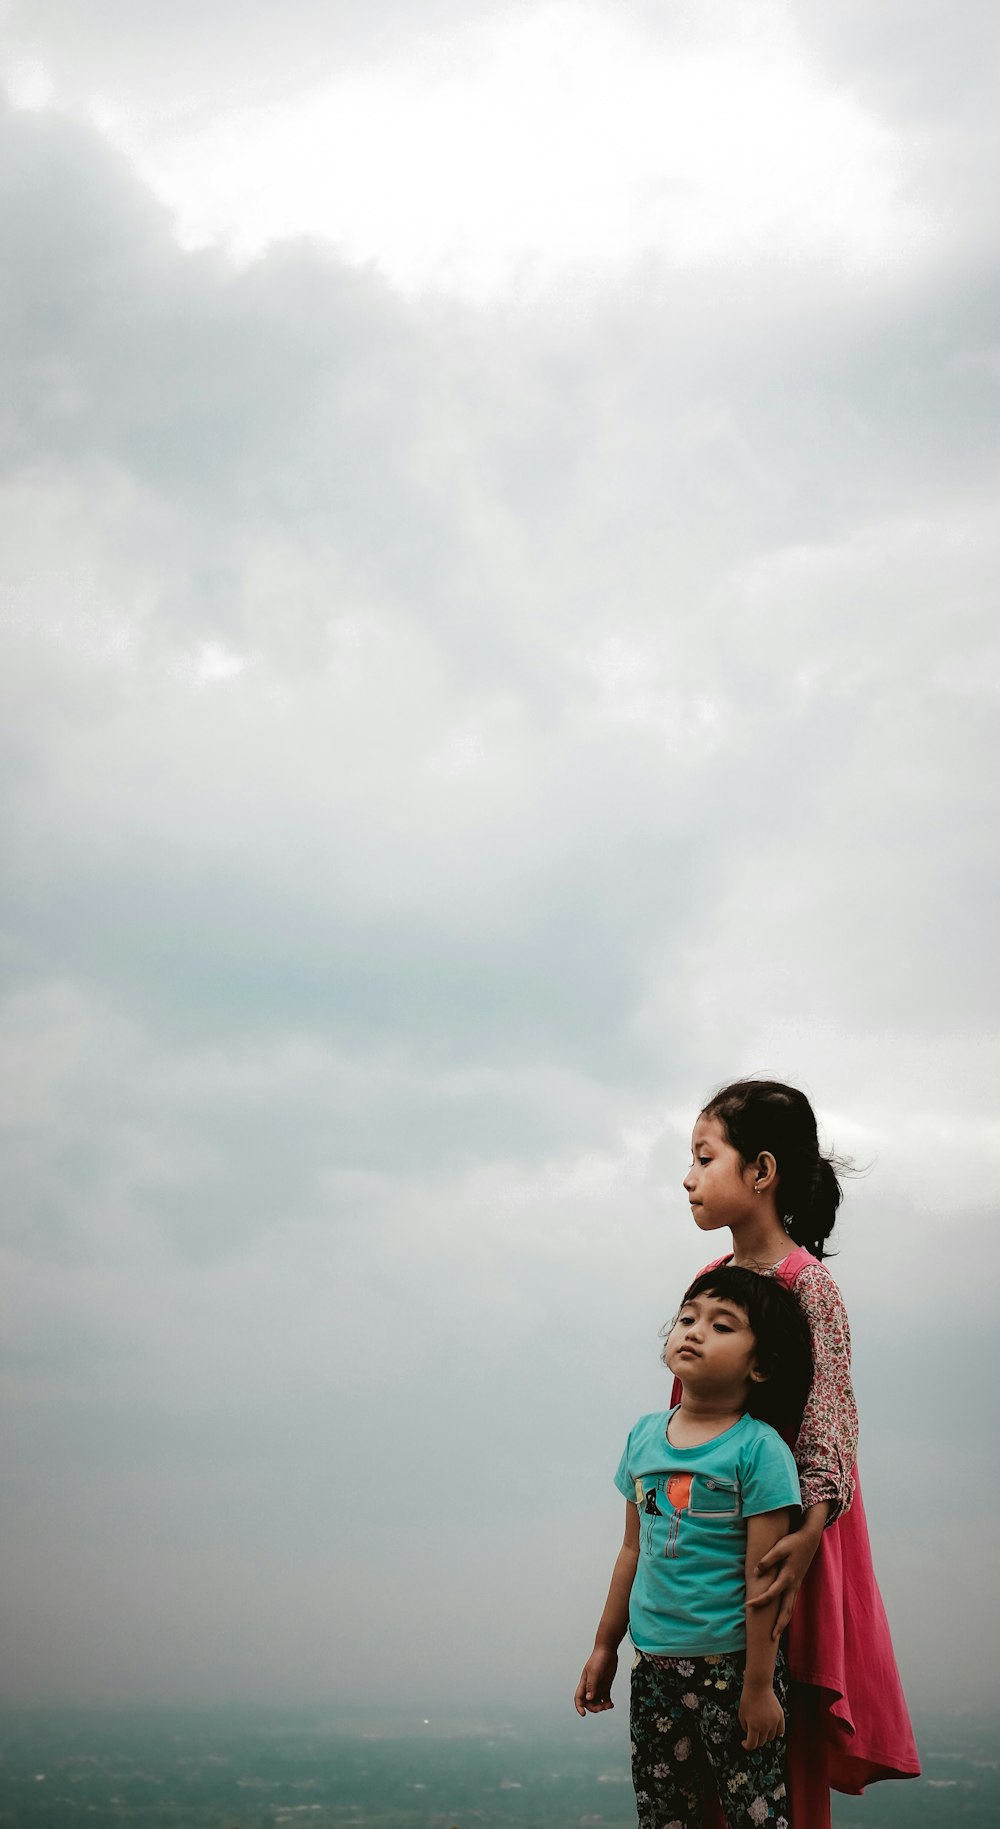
574,1266,813,1829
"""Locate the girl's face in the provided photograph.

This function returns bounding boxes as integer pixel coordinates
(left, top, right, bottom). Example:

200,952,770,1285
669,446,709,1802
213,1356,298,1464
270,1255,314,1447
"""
662,1290,762,1401
683,1113,757,1233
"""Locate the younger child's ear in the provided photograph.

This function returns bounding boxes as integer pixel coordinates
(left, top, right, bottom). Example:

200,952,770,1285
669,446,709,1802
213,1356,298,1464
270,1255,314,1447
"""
749,1368,767,1384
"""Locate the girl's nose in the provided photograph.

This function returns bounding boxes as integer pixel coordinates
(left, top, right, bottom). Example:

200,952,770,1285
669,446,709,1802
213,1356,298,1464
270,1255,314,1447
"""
682,1169,694,1192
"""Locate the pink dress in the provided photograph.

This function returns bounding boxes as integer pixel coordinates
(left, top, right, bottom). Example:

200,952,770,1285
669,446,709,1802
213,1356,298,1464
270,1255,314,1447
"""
676,1247,920,1827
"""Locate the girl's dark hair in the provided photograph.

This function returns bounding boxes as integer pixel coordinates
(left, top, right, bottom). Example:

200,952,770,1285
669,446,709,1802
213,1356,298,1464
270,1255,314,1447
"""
702,1078,848,1260
679,1265,814,1442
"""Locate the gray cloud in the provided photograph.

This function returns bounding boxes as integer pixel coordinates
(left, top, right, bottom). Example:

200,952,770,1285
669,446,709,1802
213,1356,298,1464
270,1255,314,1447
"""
0,8,997,1717
4,0,476,112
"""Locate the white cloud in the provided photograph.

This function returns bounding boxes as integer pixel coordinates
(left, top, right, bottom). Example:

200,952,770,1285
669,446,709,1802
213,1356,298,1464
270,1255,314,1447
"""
80,2,921,300
186,639,250,686
5,56,54,110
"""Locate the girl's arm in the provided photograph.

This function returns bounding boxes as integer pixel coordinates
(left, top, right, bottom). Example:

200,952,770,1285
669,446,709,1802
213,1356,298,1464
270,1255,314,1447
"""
574,1502,640,1716
792,1265,858,1517
747,1497,833,1635
740,1508,791,1750
749,1266,858,1633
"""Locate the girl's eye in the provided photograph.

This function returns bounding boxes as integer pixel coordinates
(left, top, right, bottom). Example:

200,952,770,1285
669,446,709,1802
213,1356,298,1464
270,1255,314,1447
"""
698,1157,710,1165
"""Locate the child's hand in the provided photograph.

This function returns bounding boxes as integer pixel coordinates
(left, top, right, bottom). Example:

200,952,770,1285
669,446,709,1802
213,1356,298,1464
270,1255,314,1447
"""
573,1647,618,1715
738,1680,785,1751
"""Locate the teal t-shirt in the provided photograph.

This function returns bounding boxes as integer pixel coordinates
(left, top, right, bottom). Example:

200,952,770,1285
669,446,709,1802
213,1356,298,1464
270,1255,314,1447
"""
614,1408,801,1656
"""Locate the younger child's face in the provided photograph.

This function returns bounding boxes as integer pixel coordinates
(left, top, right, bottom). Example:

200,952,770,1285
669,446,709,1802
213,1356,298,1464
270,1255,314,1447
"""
662,1291,762,1403
683,1114,757,1233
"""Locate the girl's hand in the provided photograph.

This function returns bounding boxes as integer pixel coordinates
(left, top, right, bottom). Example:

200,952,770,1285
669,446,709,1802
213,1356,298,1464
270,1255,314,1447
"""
738,1680,785,1751
747,1524,821,1637
574,1647,618,1715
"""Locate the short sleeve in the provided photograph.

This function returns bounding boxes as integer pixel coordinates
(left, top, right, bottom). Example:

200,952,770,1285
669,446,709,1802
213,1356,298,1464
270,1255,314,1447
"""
740,1425,801,1519
614,1439,637,1502
791,1264,859,1519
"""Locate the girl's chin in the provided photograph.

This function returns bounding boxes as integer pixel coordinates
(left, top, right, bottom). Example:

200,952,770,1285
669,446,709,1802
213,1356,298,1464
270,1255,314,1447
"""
692,1210,725,1231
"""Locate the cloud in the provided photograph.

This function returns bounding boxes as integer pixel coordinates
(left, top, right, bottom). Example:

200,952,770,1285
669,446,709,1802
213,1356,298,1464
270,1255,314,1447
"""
0,6,996,1713
6,4,927,301
2,0,473,108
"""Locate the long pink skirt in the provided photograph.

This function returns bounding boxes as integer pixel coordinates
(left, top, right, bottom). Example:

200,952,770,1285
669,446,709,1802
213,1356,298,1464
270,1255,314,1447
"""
783,1465,920,1824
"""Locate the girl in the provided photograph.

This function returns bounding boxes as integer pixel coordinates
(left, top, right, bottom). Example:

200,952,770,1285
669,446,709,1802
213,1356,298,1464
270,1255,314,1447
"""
575,1264,814,1829
681,1080,919,1828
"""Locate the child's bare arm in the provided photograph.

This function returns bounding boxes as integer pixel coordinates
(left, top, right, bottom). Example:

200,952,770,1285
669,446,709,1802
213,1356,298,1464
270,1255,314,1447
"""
747,1499,832,1634
740,1508,791,1750
574,1503,640,1716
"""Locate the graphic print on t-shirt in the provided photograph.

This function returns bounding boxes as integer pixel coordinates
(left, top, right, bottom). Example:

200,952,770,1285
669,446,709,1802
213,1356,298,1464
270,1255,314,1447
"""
662,1472,694,1557
636,1472,695,1558
666,1473,693,1512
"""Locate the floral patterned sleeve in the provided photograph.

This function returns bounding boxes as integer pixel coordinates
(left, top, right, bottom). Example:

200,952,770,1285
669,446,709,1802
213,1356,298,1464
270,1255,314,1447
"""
791,1263,859,1520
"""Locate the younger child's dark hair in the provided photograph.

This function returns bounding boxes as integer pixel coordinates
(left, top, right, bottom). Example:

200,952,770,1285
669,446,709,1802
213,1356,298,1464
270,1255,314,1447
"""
678,1265,814,1442
702,1078,849,1260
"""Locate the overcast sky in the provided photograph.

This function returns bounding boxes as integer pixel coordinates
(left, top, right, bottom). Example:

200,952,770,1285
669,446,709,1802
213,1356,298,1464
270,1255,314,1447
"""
1,0,998,1721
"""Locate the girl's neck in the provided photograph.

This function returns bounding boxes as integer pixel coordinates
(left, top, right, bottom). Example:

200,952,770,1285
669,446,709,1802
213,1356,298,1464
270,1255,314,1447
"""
669,1390,746,1447
728,1203,791,1269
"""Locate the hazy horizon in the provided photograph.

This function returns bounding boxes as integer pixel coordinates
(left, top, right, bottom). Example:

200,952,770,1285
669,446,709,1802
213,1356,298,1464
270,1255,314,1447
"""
0,1701,997,1828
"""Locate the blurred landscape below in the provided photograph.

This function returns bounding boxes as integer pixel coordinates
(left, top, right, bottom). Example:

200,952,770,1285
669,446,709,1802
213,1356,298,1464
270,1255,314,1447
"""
0,1705,995,1827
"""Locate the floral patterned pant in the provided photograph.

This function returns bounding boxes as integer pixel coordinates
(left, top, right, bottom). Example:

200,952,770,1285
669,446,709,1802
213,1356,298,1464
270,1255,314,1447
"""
630,1648,790,1829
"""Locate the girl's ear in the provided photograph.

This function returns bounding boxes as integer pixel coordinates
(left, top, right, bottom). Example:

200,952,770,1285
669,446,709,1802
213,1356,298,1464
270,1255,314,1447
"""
749,1366,767,1384
751,1150,778,1193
